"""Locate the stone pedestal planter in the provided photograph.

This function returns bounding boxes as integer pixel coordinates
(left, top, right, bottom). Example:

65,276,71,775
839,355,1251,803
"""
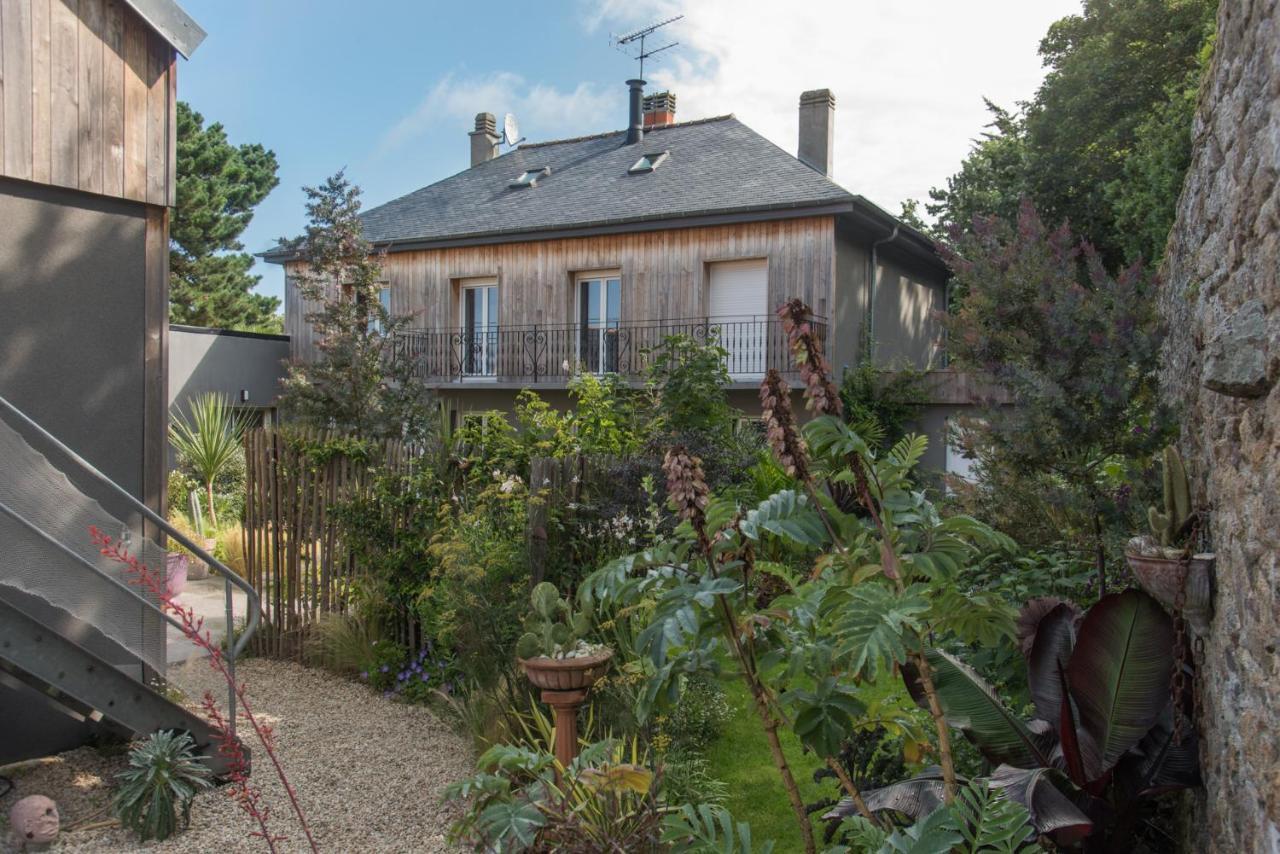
519,649,613,770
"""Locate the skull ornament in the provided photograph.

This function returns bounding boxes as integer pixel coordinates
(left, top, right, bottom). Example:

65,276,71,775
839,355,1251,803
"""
8,795,59,850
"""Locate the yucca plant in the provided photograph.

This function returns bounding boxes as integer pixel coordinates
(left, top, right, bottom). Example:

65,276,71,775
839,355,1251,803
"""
113,730,212,842
169,392,251,530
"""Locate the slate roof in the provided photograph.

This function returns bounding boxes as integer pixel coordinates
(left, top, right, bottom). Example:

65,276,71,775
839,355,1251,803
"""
264,115,862,259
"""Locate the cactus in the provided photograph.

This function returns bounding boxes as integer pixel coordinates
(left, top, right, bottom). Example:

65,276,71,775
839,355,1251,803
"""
1147,445,1193,547
515,581,597,660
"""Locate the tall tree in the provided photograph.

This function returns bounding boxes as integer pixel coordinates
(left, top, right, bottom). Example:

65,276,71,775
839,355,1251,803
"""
276,171,433,442
942,201,1172,595
927,0,1217,268
170,102,281,332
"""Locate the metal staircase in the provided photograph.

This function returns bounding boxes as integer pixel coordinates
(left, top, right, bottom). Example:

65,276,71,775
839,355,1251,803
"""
0,394,260,776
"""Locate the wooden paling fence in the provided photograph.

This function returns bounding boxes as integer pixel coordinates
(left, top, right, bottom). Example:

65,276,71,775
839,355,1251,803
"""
242,428,416,659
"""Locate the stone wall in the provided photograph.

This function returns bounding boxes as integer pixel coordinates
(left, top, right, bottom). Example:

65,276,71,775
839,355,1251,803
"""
1158,0,1280,850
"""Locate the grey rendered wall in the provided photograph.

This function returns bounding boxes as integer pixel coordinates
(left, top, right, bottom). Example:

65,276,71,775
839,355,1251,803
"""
169,326,290,422
831,223,869,374
832,226,946,372
870,248,945,370
0,177,148,502
0,176,160,759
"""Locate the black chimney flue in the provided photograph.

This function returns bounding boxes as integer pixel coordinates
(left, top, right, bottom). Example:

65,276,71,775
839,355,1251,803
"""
626,79,645,144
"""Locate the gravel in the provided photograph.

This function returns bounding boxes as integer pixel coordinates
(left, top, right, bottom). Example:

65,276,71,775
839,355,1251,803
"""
1,658,474,853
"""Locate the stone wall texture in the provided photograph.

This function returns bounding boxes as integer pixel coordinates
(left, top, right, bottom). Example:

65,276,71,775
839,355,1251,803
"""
1158,0,1280,850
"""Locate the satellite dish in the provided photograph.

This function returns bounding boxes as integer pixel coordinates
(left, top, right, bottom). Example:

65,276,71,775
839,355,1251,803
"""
503,113,521,146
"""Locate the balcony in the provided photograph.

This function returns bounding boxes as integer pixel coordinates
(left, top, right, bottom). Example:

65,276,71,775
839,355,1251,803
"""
396,315,828,385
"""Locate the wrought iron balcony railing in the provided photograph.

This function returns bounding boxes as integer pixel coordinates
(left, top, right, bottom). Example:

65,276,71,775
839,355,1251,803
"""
396,314,827,384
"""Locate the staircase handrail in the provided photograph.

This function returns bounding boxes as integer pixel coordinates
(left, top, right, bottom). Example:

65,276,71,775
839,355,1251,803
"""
0,393,260,657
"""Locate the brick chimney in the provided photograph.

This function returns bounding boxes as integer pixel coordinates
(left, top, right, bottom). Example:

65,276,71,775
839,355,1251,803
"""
469,112,500,167
643,91,677,128
797,89,835,177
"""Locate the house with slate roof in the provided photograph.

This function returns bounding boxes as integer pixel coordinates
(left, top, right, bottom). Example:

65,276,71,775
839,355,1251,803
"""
265,83,982,474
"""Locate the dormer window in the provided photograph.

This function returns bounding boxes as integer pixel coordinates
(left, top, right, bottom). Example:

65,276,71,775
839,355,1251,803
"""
509,166,551,188
628,151,669,174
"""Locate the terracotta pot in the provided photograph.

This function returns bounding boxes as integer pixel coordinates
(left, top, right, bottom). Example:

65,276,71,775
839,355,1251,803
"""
1125,551,1214,635
165,553,188,597
518,649,613,691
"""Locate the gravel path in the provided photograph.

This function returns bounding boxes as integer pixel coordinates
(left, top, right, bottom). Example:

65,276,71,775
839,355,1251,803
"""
1,658,474,853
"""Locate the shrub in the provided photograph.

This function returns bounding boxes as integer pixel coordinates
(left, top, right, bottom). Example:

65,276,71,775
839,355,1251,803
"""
645,332,737,443
303,613,381,677
661,752,728,807
445,739,665,852
112,730,212,842
941,202,1172,593
664,675,731,754
838,358,928,452
213,525,247,576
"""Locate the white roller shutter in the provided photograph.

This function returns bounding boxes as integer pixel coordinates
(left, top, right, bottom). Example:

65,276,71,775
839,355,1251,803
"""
709,259,768,378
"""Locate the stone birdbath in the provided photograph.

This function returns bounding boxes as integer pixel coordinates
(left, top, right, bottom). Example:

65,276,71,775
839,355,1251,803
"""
515,581,612,771
518,648,614,770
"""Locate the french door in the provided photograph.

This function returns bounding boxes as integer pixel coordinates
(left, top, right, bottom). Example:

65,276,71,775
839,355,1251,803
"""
577,276,621,373
461,283,498,377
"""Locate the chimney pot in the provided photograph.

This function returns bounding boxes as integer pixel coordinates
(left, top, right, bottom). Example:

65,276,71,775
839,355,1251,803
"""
626,79,646,144
469,112,500,167
797,89,835,177
643,91,677,128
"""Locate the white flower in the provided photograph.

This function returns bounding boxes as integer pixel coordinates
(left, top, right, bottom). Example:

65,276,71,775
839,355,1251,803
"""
492,468,502,480
542,478,552,486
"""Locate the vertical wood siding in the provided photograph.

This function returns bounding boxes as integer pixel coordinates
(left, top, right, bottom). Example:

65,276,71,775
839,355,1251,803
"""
285,216,837,363
0,0,175,206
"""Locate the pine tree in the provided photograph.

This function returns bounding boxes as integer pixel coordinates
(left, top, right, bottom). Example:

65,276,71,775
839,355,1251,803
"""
276,171,433,442
170,102,280,332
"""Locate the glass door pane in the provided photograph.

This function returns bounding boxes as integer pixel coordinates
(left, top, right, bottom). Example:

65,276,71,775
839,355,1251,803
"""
578,278,621,373
604,278,621,372
462,285,496,376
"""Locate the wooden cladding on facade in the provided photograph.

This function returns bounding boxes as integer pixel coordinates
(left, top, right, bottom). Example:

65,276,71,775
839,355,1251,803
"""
285,216,837,364
0,0,176,207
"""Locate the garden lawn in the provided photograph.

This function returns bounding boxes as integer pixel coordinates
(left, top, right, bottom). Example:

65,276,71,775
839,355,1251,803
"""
703,676,828,853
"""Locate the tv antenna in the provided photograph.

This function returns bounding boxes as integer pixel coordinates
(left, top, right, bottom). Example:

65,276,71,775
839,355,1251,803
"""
612,15,683,79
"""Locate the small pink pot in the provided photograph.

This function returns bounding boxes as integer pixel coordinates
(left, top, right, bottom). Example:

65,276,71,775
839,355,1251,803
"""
165,552,189,597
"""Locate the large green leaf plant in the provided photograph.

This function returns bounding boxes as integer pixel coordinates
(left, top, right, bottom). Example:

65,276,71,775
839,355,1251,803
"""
583,301,1019,853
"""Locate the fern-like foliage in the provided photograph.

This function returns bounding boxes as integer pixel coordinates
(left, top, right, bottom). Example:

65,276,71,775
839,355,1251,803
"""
825,582,930,680
882,806,964,853
953,782,1036,853
660,803,775,853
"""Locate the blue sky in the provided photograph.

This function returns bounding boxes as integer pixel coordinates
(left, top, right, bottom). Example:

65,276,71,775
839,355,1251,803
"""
178,0,1080,310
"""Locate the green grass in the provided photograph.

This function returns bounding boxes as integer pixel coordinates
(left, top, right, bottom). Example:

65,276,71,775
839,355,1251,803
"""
702,676,829,853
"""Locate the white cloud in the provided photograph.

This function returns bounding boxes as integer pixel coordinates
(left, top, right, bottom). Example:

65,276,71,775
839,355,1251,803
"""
586,0,1080,214
377,72,616,156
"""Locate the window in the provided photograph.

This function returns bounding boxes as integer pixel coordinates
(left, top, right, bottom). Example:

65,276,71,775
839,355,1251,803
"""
628,150,670,174
365,285,392,334
509,166,551,188
577,274,621,373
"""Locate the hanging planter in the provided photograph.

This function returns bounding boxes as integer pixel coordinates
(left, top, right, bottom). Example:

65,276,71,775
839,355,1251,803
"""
1124,551,1213,636
1125,445,1214,635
